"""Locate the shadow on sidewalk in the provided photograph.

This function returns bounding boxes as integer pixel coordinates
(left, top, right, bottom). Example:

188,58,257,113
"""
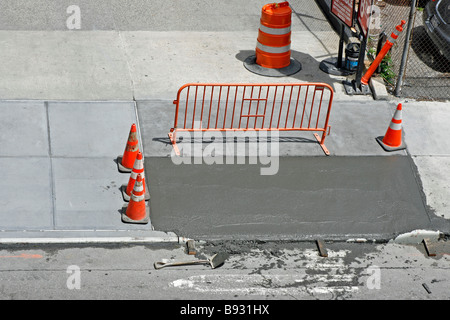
235,49,338,91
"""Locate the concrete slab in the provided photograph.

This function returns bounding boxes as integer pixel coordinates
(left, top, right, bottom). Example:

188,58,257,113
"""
0,157,53,230
145,156,431,241
136,100,175,157
122,31,350,101
0,0,375,103
0,31,133,100
48,101,138,157
137,100,325,158
369,77,390,101
52,157,151,230
412,156,450,220
325,100,407,156
0,101,49,157
402,101,450,156
137,99,408,158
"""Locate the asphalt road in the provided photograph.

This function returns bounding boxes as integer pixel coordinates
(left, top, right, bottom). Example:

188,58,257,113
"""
0,240,449,301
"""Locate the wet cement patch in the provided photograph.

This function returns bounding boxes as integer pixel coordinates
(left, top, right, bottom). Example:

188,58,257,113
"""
145,156,431,241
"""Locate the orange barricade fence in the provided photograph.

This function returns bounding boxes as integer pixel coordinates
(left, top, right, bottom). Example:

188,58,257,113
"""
169,83,334,156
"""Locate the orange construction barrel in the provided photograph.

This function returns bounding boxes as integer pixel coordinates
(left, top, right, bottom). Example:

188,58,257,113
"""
255,2,292,69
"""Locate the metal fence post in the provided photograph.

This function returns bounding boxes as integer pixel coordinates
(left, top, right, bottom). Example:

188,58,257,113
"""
394,0,416,97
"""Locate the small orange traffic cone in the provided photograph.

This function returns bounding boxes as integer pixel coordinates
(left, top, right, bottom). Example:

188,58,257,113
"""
376,103,406,151
117,124,139,173
121,152,150,202
121,173,150,224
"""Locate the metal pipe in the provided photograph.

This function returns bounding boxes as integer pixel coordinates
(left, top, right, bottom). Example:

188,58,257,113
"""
337,23,345,68
394,0,417,97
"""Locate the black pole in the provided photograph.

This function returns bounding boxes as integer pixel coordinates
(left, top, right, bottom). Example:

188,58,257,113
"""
376,32,387,74
337,23,345,68
394,0,416,97
354,36,367,88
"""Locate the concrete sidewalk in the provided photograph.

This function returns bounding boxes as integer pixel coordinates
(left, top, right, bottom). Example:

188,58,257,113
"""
0,0,449,243
0,100,177,242
0,98,449,243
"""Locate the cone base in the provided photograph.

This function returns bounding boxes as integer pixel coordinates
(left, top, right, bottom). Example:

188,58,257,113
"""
121,204,150,224
121,184,151,202
376,136,406,152
117,156,133,173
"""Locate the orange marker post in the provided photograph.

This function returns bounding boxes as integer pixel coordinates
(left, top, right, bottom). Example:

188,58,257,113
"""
361,20,406,85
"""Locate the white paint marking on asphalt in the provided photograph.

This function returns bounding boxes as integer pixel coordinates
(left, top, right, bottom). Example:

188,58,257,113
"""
168,249,361,297
170,274,359,296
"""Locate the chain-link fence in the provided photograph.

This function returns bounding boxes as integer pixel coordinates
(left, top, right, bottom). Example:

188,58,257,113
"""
367,0,450,101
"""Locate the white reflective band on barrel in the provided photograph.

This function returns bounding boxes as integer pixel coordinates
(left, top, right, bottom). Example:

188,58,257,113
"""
259,24,291,35
389,122,402,130
256,41,291,54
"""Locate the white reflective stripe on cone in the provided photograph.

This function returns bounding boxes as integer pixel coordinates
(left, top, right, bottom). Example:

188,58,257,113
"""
256,41,290,54
259,24,291,35
131,194,145,202
389,122,402,130
387,35,396,44
393,110,402,121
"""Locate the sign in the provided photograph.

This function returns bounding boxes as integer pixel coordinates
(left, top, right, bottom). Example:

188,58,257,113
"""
357,0,374,38
331,0,355,28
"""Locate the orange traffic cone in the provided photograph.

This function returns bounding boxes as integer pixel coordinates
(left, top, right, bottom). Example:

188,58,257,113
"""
117,124,139,173
376,103,406,151
121,174,150,224
121,152,150,202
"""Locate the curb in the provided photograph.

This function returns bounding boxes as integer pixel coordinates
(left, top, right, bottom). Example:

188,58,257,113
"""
0,230,188,245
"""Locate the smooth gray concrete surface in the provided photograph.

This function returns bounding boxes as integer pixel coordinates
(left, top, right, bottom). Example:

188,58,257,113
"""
0,157,53,230
402,101,450,156
122,32,343,101
48,101,138,157
0,101,49,157
0,31,134,101
0,100,162,238
137,99,326,158
137,100,407,158
0,0,361,101
53,157,145,230
413,156,450,220
401,101,450,220
145,156,432,241
321,100,407,156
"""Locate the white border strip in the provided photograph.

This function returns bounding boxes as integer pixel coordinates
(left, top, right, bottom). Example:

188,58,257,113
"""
0,236,184,244
256,41,290,54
